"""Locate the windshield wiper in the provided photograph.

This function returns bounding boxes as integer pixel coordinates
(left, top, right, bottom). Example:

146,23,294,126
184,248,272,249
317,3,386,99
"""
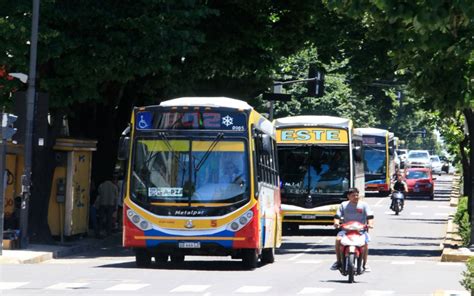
194,133,224,172
182,133,224,204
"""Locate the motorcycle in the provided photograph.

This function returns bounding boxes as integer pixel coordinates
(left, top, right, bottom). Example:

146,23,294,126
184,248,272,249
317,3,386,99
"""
337,221,367,283
390,191,405,215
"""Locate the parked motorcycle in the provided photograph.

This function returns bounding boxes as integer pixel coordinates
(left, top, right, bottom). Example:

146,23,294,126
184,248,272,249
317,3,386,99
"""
390,191,405,215
337,221,367,283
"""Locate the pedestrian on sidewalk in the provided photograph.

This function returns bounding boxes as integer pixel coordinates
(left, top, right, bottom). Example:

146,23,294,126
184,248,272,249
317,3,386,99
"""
95,177,119,237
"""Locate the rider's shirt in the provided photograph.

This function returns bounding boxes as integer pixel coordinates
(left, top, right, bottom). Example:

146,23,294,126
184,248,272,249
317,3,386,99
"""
393,180,407,192
336,201,373,224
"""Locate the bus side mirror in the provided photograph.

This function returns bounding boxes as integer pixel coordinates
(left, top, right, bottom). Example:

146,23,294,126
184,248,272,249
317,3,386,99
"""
262,134,273,155
118,136,130,160
353,146,363,162
389,146,394,156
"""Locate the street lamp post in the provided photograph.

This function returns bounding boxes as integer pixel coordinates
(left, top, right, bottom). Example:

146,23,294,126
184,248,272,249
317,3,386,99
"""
20,0,40,248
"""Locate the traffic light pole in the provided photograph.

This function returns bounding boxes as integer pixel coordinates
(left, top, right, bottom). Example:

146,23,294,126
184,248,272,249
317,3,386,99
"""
20,0,40,249
267,75,324,121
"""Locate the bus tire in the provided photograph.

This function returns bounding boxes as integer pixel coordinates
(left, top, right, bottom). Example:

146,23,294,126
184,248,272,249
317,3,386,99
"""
261,247,275,264
154,254,168,263
135,249,151,268
170,254,185,263
242,249,258,270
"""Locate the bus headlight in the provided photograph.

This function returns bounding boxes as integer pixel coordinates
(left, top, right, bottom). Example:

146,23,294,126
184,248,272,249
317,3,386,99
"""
227,210,254,232
127,209,153,231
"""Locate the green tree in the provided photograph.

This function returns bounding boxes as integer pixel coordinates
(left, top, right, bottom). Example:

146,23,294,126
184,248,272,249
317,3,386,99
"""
326,0,474,244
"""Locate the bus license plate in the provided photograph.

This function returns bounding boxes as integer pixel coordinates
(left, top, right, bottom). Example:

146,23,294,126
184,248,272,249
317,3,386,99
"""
302,214,316,220
179,242,201,248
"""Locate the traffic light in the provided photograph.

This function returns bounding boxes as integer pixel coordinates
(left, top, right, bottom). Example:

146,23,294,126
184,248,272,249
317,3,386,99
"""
308,64,325,97
0,113,17,140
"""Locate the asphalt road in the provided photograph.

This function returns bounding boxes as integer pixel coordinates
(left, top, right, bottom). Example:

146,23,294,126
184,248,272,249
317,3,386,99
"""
0,173,469,295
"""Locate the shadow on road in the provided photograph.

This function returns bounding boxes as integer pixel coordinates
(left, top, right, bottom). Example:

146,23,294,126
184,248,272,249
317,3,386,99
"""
368,247,442,257
96,259,271,271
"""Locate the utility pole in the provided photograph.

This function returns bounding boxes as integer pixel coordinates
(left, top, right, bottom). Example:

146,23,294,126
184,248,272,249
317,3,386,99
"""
20,0,40,249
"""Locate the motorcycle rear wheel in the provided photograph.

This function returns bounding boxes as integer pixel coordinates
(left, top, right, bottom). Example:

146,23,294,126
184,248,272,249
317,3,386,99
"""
394,202,400,215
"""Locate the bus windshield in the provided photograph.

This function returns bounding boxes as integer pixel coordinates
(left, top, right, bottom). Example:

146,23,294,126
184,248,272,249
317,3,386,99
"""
364,146,386,176
278,146,350,195
131,138,249,204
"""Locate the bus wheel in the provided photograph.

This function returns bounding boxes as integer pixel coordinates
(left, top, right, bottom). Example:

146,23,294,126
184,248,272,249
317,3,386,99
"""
261,248,275,264
170,254,185,263
154,254,168,263
135,249,152,268
242,249,258,270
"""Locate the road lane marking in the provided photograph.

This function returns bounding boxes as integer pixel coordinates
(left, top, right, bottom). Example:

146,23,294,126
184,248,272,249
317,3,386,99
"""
374,198,385,207
170,285,211,293
296,260,323,264
410,212,423,216
435,213,449,216
364,290,394,295
106,284,149,291
415,205,428,208
45,282,89,290
437,262,464,266
234,286,271,293
384,211,393,214
437,206,452,209
288,238,327,261
298,287,334,294
0,282,28,290
391,261,415,265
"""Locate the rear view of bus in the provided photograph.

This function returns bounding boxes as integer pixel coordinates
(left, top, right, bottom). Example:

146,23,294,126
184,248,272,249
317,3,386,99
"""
356,128,395,196
119,97,281,269
274,116,364,231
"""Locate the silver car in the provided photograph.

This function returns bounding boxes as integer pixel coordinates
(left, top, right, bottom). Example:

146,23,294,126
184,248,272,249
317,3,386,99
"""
406,150,432,169
430,155,443,174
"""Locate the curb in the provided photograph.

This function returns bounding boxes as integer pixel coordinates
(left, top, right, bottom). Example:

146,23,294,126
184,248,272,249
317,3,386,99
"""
0,232,122,264
441,174,473,262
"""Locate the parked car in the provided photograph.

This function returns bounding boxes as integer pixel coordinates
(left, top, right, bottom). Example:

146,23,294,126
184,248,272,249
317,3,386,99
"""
406,150,431,169
404,168,435,199
430,155,443,175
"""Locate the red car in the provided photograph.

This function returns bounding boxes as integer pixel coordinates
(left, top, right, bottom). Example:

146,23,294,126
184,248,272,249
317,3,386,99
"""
404,168,435,199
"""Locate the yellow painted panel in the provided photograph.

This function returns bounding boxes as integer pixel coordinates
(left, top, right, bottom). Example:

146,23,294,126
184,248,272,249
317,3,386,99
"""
277,128,348,144
140,140,244,152
4,154,17,220
48,167,67,236
69,151,92,235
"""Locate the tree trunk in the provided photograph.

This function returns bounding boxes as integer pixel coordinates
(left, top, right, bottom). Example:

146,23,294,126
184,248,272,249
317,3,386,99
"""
462,108,474,248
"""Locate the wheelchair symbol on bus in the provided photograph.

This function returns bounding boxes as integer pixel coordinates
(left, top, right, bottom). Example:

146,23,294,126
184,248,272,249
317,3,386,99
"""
136,112,152,129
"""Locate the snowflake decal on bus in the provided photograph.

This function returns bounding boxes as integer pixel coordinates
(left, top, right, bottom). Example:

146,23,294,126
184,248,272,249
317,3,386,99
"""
222,115,234,127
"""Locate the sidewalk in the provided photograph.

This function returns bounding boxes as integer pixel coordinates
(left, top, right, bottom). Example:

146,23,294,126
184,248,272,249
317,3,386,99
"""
441,174,474,262
0,231,122,264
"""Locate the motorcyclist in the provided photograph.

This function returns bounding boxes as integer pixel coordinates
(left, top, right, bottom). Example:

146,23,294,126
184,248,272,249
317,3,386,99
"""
391,173,408,210
331,187,374,272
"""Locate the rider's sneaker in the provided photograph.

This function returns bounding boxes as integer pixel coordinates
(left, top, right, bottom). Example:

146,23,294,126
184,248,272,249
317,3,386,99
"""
330,261,341,270
363,265,372,272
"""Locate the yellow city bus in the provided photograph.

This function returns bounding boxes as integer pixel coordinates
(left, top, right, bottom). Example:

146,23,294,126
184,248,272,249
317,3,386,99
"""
119,97,282,269
274,116,365,231
355,128,395,196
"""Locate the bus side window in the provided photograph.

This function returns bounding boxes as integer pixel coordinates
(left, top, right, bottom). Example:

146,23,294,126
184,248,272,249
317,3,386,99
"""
254,130,279,188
